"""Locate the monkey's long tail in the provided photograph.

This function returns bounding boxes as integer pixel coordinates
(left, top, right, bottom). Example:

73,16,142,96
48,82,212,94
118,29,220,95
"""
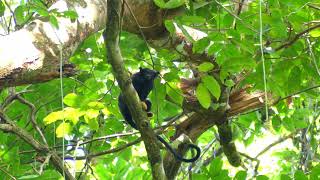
157,135,201,163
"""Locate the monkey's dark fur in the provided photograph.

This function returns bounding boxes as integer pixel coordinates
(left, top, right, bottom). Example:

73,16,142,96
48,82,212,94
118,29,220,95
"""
118,67,200,162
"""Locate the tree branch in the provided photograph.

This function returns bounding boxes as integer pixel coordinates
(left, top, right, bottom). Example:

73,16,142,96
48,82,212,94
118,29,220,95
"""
254,133,295,158
275,23,320,51
104,0,165,179
0,113,75,180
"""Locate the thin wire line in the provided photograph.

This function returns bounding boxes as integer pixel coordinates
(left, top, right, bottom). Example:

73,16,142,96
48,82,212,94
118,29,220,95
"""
259,0,268,120
59,45,66,179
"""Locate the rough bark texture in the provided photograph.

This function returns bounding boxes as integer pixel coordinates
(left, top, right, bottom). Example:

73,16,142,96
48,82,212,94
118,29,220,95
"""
104,1,166,179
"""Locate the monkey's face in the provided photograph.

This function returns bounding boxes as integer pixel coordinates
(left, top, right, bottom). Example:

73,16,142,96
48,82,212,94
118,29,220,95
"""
139,67,159,81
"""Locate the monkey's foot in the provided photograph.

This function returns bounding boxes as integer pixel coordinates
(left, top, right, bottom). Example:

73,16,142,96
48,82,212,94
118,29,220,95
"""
147,112,153,117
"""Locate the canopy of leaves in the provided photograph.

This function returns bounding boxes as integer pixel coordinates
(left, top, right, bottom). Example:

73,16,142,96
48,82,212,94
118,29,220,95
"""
0,0,319,179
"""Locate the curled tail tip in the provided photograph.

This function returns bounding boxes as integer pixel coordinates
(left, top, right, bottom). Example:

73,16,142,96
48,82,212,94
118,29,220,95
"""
180,143,201,163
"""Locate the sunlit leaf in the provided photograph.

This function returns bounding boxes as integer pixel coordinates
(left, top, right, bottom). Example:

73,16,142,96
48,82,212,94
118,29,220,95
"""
63,93,80,107
154,0,185,9
202,75,221,100
198,62,214,72
43,111,63,124
310,29,320,37
256,175,269,180
56,122,72,138
294,170,308,180
49,15,59,28
234,171,247,180
196,83,211,109
209,158,223,177
164,20,175,34
193,37,210,54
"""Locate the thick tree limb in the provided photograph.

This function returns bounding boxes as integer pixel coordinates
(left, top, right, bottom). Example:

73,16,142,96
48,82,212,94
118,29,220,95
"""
104,0,165,179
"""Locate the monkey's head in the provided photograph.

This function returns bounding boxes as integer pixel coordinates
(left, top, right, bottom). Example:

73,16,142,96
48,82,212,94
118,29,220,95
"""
139,67,159,81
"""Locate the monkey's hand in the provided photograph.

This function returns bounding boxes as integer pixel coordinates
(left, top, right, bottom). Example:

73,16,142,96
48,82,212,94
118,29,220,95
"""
141,101,153,117
141,101,148,111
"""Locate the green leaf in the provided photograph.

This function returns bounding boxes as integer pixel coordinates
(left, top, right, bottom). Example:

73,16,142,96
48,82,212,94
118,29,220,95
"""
224,79,235,87
310,29,320,37
62,10,78,20
64,107,83,124
153,0,166,8
32,7,49,17
310,164,320,180
256,175,269,180
18,170,62,179
166,83,183,106
192,174,209,180
196,83,211,109
85,116,99,131
163,71,180,82
202,75,221,100
49,15,59,28
283,117,295,132
280,174,291,180
181,16,206,24
198,62,214,72
287,66,301,93
43,111,63,124
193,37,210,54
14,5,25,25
0,1,5,16
209,158,223,177
154,0,185,9
208,43,223,56
84,109,100,130
164,0,185,9
87,101,105,109
293,119,308,129
272,116,281,132
56,122,72,138
63,93,80,107
294,170,308,180
164,20,175,34
234,171,247,180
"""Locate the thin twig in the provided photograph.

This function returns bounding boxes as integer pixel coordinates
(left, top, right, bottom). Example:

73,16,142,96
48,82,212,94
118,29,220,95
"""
19,132,138,154
0,166,16,180
306,37,320,77
254,133,295,158
214,0,258,33
71,138,142,160
16,94,48,145
274,23,320,51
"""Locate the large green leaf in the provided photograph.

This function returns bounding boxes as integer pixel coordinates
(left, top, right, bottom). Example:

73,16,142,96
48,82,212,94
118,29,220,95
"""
154,0,185,9
198,62,214,72
56,122,72,138
209,158,223,177
196,83,211,109
166,83,183,106
202,75,221,100
234,171,247,180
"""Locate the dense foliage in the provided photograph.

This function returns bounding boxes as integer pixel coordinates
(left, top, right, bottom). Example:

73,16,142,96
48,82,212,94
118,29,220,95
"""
0,0,319,179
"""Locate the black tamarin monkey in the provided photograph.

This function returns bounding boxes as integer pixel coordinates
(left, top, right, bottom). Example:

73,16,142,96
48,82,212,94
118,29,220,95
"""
118,67,201,163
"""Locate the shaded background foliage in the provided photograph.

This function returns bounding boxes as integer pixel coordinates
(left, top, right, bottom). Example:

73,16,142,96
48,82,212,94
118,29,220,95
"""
0,0,319,179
